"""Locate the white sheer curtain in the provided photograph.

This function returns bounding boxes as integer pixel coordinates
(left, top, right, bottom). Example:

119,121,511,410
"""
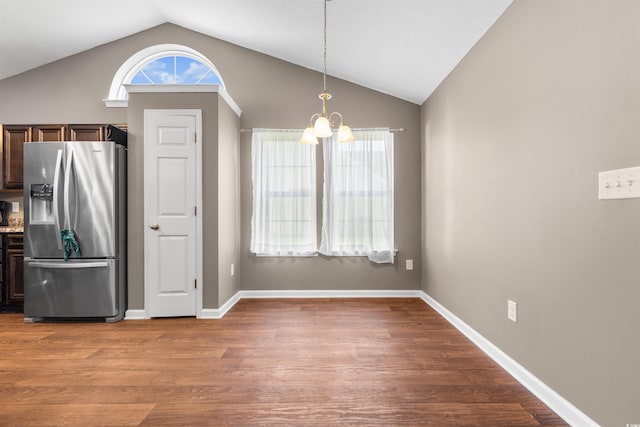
250,129,317,256
320,128,394,263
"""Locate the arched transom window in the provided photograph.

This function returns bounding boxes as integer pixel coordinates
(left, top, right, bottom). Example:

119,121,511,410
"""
105,44,225,107
131,55,221,85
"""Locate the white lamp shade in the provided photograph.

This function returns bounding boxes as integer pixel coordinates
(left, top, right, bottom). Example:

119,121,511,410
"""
313,116,333,137
337,124,355,143
301,126,319,144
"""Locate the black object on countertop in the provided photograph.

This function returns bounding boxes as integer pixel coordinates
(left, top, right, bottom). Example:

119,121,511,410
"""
0,201,11,226
106,124,127,147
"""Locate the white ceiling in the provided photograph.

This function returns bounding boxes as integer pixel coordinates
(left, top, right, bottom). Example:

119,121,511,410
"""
0,0,513,105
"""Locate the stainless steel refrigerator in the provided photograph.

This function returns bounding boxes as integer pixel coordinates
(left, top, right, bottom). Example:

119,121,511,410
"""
23,141,127,322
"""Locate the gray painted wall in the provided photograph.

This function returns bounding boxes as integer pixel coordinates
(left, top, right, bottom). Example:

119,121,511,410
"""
232,46,422,292
0,23,421,304
126,91,221,309
217,97,241,305
422,1,640,425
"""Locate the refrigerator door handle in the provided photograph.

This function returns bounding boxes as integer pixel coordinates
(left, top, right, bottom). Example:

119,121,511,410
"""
52,149,64,249
63,149,74,229
27,261,109,269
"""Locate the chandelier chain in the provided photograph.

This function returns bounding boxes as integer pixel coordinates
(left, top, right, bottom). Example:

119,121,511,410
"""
300,0,356,144
323,0,327,92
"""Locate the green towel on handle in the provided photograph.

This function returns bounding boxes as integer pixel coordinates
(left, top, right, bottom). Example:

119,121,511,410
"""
60,229,81,261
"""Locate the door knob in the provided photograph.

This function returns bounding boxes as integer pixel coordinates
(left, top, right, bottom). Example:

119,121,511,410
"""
150,223,160,230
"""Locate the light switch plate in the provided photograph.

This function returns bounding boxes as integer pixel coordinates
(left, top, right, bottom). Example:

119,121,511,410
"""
11,202,19,212
599,166,640,199
405,259,413,270
507,300,517,323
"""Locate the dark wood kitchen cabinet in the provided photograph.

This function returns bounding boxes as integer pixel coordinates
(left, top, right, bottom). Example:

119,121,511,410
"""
1,124,65,189
32,125,67,142
1,123,126,190
4,234,24,307
68,124,105,141
0,233,23,312
2,125,30,189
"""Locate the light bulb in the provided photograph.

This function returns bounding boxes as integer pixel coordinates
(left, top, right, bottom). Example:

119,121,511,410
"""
300,126,319,144
313,116,332,137
337,124,355,143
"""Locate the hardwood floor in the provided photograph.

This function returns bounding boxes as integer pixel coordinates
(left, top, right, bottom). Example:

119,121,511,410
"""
0,298,567,426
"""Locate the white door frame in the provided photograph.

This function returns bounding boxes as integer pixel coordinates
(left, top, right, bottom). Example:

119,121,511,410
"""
143,109,203,318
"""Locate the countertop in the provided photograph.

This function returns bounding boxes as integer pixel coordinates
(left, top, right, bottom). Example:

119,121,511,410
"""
0,227,24,234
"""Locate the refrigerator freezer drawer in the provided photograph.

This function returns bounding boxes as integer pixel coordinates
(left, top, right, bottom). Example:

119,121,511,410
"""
24,258,120,318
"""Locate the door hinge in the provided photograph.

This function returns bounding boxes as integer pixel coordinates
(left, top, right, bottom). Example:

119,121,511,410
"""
194,132,197,143
194,206,197,216
194,279,197,289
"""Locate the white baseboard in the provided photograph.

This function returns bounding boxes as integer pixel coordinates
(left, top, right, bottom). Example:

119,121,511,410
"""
419,292,599,427
238,289,423,299
123,309,147,320
202,289,421,320
198,292,242,319
219,291,242,316
198,308,221,319
132,290,422,321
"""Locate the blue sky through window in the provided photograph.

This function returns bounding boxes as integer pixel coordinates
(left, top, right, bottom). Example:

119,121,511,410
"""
131,55,222,85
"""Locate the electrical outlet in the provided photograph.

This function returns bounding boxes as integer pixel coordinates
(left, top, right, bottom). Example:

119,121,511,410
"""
230,263,235,277
11,202,19,213
507,300,517,323
405,259,413,270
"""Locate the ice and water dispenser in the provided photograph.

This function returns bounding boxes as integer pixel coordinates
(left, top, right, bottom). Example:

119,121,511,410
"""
29,183,54,224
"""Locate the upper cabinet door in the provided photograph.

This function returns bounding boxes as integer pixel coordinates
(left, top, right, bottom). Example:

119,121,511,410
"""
2,125,30,189
32,125,66,142
68,124,105,141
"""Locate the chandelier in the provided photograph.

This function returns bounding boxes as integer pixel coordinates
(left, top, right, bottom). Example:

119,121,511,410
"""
300,0,355,144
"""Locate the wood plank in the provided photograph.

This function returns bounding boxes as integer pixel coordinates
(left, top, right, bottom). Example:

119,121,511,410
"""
0,404,154,427
0,298,566,426
140,402,542,426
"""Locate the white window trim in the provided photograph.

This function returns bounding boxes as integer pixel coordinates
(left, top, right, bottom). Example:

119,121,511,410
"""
103,44,226,108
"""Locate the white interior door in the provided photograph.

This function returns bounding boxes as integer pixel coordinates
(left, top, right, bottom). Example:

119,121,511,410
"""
144,109,202,317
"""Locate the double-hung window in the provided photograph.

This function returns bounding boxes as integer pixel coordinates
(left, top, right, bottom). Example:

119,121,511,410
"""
250,128,394,262
319,129,394,263
250,130,317,256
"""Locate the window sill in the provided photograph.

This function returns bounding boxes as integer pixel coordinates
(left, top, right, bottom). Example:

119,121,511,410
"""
319,249,399,257
254,252,319,258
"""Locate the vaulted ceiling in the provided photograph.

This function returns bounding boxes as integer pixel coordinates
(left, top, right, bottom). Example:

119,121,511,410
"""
0,0,513,104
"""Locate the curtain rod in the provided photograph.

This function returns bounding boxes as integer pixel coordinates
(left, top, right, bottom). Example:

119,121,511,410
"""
240,128,405,133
